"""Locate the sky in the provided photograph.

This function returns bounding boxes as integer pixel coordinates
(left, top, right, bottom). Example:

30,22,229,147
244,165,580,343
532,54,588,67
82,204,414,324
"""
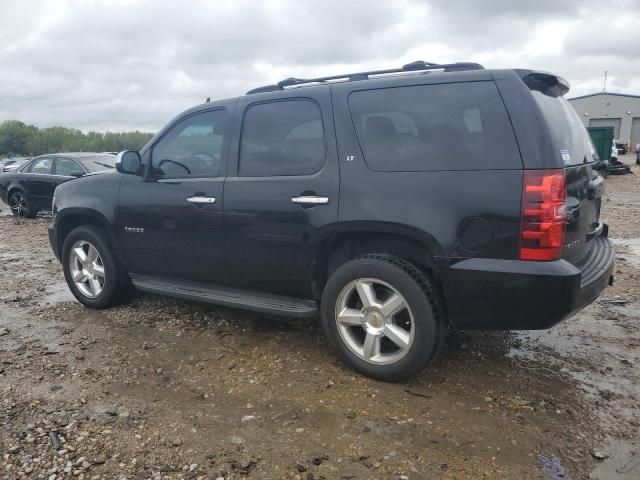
1,0,639,132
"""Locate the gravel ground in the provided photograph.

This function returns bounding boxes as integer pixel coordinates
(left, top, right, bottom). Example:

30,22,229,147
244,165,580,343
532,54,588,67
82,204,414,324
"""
1,156,638,479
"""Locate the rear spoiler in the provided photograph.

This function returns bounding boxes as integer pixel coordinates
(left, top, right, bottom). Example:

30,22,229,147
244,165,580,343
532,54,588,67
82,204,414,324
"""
514,69,570,98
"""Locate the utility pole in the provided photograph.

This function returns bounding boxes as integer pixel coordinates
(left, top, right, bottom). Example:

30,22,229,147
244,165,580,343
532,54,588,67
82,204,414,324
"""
603,70,608,92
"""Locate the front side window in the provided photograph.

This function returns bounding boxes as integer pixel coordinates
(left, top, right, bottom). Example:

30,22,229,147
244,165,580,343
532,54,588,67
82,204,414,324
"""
152,109,226,178
240,100,325,177
56,158,85,176
28,158,53,174
348,81,521,171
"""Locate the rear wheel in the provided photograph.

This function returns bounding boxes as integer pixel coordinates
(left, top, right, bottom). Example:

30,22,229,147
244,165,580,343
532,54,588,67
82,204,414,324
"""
9,190,36,218
62,226,124,309
321,255,446,381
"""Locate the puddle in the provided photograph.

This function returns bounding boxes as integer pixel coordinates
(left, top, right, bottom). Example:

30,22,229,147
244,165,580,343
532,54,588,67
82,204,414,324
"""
510,304,640,420
507,302,640,478
0,303,71,353
590,438,640,480
41,280,75,305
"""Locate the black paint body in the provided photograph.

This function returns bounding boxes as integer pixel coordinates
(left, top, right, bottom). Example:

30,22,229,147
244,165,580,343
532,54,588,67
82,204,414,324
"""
48,68,614,329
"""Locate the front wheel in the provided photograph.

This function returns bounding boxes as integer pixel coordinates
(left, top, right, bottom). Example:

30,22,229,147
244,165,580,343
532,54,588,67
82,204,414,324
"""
62,225,125,309
321,255,446,381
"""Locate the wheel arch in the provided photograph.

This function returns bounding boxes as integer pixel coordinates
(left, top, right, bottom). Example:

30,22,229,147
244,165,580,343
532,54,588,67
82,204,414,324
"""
312,222,445,300
55,209,119,261
7,185,28,200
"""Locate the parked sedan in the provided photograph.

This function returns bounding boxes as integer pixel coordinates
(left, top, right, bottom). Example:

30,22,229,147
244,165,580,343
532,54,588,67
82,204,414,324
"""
0,153,116,218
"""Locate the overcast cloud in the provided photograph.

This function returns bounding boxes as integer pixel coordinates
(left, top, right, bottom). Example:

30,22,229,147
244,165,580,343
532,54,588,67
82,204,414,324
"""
1,0,639,132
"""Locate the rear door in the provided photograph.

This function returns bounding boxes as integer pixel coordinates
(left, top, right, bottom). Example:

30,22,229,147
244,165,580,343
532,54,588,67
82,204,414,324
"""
531,92,603,265
53,157,86,188
24,157,56,211
223,88,339,298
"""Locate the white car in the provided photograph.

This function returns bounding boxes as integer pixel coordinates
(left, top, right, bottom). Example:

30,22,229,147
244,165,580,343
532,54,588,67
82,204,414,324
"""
1,157,30,173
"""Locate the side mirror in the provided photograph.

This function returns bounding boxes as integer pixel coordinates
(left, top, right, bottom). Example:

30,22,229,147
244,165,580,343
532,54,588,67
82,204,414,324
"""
69,170,85,178
116,151,142,175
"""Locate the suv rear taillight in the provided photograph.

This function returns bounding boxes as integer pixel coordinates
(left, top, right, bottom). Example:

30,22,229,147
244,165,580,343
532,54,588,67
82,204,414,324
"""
520,169,566,261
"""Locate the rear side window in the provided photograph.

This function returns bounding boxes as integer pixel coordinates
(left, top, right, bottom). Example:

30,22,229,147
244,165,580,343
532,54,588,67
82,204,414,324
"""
348,82,521,171
531,92,596,165
55,158,84,176
240,100,325,177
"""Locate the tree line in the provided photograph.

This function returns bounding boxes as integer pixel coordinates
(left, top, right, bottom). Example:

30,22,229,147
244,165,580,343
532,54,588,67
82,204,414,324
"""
0,120,154,157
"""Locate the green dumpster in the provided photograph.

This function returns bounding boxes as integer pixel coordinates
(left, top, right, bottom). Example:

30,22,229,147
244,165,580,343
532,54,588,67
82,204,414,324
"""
587,126,614,161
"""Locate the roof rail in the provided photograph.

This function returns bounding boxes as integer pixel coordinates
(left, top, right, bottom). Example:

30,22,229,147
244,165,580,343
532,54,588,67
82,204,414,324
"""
246,60,484,94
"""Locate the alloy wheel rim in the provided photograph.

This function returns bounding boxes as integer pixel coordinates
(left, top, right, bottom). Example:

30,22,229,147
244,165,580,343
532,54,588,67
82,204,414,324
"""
9,193,28,217
69,240,105,298
335,278,415,365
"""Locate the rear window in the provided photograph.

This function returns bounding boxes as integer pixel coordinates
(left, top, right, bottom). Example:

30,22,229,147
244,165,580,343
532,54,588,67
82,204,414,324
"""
531,92,597,165
348,81,521,171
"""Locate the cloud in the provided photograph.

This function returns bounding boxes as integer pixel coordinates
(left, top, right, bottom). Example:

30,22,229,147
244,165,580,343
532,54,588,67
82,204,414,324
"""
1,0,639,131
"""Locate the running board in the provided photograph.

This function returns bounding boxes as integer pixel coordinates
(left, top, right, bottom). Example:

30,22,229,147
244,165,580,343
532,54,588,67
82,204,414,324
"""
130,274,318,317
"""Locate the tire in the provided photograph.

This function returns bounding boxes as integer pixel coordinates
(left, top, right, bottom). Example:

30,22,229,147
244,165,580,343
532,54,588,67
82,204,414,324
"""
9,190,36,218
61,225,124,309
321,254,446,381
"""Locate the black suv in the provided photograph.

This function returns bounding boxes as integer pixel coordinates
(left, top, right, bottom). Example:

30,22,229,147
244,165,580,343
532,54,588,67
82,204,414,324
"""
48,61,615,381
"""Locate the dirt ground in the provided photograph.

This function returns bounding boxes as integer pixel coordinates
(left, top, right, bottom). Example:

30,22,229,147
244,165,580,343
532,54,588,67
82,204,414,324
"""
1,156,639,480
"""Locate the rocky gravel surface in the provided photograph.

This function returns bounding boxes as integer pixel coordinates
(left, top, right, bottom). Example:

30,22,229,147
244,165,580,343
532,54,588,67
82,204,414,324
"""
0,157,638,479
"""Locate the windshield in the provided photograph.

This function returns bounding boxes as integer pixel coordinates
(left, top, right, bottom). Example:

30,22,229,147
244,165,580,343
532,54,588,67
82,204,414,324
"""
532,92,597,165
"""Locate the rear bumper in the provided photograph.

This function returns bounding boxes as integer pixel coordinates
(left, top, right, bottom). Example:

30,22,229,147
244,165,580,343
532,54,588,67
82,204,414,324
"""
442,231,615,330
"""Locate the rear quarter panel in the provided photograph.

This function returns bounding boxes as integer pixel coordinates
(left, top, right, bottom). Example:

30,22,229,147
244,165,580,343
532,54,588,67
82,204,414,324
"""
331,73,524,273
0,173,28,204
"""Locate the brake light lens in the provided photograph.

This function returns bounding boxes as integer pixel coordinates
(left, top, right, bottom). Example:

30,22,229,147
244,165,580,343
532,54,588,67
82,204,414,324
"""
520,169,566,261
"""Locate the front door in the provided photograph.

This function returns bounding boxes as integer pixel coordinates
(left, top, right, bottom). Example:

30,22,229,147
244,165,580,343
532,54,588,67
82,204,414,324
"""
116,108,231,284
224,89,340,298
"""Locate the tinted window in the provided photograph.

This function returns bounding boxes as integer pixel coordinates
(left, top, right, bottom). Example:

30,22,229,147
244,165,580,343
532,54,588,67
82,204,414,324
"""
56,158,85,176
152,109,226,177
240,100,325,177
28,158,53,174
348,82,521,171
532,92,596,165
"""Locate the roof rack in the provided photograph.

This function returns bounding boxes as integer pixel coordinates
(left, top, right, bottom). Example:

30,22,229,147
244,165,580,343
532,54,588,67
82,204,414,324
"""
246,60,484,94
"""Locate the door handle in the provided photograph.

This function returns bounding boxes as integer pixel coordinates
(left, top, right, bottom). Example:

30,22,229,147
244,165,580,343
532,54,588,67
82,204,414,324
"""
291,195,329,205
187,196,216,204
